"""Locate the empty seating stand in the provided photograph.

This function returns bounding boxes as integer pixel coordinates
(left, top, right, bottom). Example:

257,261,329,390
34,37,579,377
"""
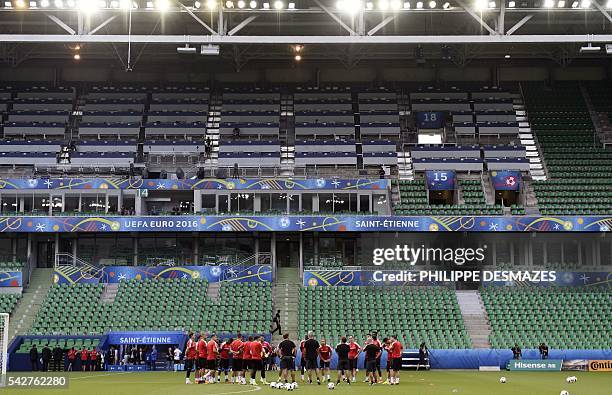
358,89,401,138
362,140,398,166
219,88,280,140
299,287,471,349
294,86,354,139
146,85,209,139
295,139,356,167
218,140,281,168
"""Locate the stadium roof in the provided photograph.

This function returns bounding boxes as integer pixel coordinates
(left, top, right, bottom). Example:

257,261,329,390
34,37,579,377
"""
0,0,611,67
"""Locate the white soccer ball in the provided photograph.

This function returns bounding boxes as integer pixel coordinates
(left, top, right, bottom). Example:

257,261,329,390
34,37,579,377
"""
292,382,298,389
327,382,335,390
276,383,284,389
285,383,292,391
560,391,569,395
499,377,506,383
566,376,577,383
270,382,277,388
571,376,577,383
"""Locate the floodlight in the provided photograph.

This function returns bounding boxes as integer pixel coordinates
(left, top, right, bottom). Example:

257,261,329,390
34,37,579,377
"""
4,1,12,7
262,1,269,8
225,0,233,7
508,1,515,7
237,0,244,6
580,0,590,6
571,0,578,6
337,0,362,13
390,0,401,9
15,0,26,7
579,43,601,53
294,55,302,61
40,0,49,6
249,0,256,7
287,1,293,7
442,2,449,8
557,0,565,6
504,54,511,59
66,0,75,7
54,0,62,6
177,45,197,54
474,0,487,10
146,1,154,7
416,0,423,7
428,0,435,7
365,1,373,8
544,0,554,7
607,0,612,7
156,0,169,10
194,0,201,7
488,0,495,7
73,53,81,60
29,1,37,7
403,1,410,7
205,0,217,9
273,0,283,9
109,0,119,7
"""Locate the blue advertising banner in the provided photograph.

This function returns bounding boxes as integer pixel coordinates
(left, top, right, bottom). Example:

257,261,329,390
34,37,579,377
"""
490,171,521,190
106,331,186,346
0,178,388,191
0,271,22,287
416,112,445,129
54,264,272,285
304,270,612,287
1,215,610,233
426,170,456,190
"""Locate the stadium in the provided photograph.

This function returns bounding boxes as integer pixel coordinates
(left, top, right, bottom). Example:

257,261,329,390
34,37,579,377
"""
0,1,611,394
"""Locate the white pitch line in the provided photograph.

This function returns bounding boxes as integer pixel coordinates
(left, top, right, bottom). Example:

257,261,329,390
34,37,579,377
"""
71,372,133,380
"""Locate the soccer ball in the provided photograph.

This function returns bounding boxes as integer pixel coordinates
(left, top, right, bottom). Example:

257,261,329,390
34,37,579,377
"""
327,382,335,390
270,382,277,388
499,377,507,383
560,391,569,395
285,383,293,391
276,383,284,389
292,382,298,389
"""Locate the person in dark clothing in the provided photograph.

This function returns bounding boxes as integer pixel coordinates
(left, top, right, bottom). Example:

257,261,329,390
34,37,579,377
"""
539,342,549,360
303,332,321,385
205,137,212,160
511,344,522,360
53,345,64,371
29,345,39,371
417,342,428,371
335,337,351,385
232,127,241,139
277,333,296,384
271,310,282,335
41,345,52,372
363,340,381,385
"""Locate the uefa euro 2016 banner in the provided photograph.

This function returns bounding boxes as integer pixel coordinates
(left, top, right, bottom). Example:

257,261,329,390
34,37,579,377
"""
303,270,611,287
53,264,272,285
0,271,22,287
0,215,610,233
0,178,388,191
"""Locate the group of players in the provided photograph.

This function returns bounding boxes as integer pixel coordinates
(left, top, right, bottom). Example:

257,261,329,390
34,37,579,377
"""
183,331,403,386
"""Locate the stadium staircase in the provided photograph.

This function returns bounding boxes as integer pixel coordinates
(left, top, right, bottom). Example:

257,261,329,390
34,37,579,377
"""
280,91,295,175
8,268,53,342
272,267,300,342
206,282,221,301
204,91,222,166
100,283,119,304
455,290,491,349
515,86,547,181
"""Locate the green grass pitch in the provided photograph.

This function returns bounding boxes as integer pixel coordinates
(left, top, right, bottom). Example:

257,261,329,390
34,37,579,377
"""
4,371,612,395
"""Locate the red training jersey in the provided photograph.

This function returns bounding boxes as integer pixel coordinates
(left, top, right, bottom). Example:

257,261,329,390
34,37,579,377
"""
197,339,207,359
68,349,76,361
206,340,218,361
220,342,231,359
81,349,88,361
90,350,97,360
242,341,252,360
186,339,198,360
249,341,263,361
390,341,403,359
230,339,243,359
319,345,332,361
300,340,305,354
348,342,361,359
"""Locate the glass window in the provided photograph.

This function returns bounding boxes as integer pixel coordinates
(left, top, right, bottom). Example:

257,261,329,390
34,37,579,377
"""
600,239,611,266
271,193,287,213
288,194,299,213
50,196,63,214
373,194,387,215
334,193,349,212
259,193,271,212
65,195,79,213
82,195,104,213
564,239,579,265
302,194,314,212
201,194,216,213
349,193,357,212
219,195,229,213
107,196,118,214
122,195,135,214
1,194,19,213
359,195,370,212
319,193,333,213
